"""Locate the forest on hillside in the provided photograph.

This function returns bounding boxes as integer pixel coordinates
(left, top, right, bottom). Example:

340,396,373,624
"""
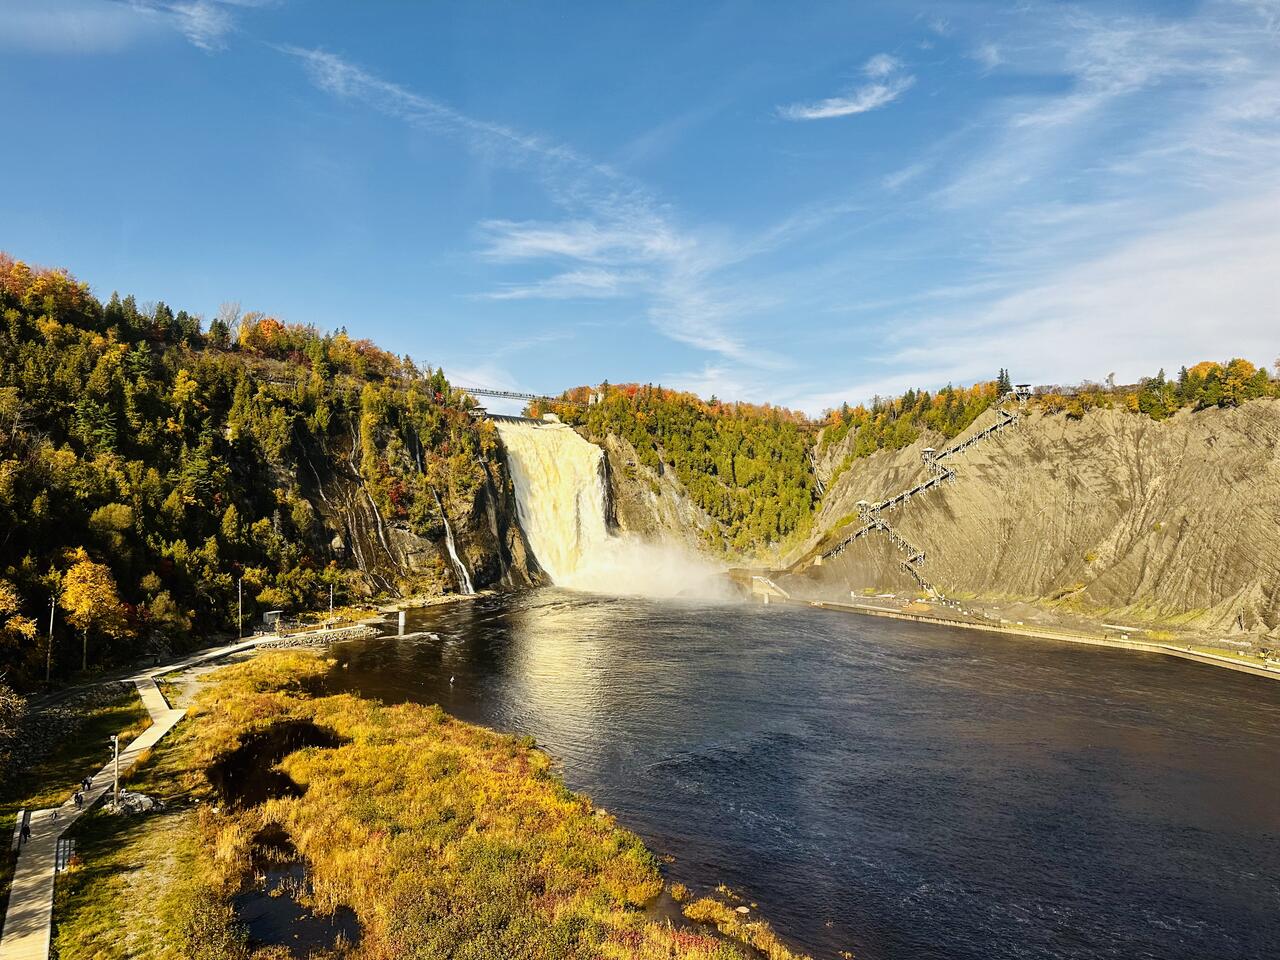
815,363,1278,489
548,357,1277,555
0,254,489,691
550,385,818,553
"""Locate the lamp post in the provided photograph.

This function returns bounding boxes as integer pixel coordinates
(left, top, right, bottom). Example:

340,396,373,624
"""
45,596,55,684
109,734,120,809
237,577,243,639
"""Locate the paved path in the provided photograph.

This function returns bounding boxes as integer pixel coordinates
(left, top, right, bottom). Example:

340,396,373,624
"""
0,636,271,960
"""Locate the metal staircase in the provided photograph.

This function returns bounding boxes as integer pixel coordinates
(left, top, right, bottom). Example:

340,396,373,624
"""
814,387,1031,598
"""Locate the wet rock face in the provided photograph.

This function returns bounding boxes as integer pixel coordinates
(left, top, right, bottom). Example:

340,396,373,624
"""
297,430,543,598
597,433,724,553
457,455,546,590
206,720,347,809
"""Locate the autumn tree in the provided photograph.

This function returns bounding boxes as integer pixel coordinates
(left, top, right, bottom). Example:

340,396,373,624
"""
0,678,24,780
61,548,130,671
0,579,37,675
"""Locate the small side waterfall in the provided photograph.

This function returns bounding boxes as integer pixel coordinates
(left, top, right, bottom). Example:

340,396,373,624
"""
432,487,475,595
494,418,727,597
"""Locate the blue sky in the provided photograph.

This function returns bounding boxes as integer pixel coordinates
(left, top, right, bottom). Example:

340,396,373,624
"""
1,0,1277,414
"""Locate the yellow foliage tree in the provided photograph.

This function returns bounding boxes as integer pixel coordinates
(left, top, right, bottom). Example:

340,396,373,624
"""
61,547,130,671
171,368,201,426
0,578,36,645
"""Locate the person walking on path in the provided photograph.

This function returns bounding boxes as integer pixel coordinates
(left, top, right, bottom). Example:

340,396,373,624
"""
73,791,83,810
19,819,30,845
81,776,92,792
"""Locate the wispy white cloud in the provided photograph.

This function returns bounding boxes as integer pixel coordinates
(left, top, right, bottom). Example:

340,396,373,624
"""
779,53,915,120
882,160,930,192
0,0,269,54
762,1,1280,412
779,78,915,120
163,1,234,50
0,0,159,53
934,2,1280,210
284,45,781,368
280,45,624,186
129,0,278,52
863,53,901,79
797,189,1280,414
475,269,642,301
971,42,1002,71
477,218,688,264
662,363,762,404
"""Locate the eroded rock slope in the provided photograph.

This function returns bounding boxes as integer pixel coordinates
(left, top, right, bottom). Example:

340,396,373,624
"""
784,401,1280,637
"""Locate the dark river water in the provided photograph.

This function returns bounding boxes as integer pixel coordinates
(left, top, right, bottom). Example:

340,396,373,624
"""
325,589,1280,960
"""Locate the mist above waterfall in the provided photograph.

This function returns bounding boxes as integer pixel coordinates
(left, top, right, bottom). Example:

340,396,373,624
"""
494,419,730,599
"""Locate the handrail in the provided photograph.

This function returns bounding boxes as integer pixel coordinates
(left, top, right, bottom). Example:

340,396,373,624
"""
816,396,1025,599
276,617,365,637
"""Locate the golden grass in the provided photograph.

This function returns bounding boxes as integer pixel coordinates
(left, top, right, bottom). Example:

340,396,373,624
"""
52,652,813,960
683,896,809,960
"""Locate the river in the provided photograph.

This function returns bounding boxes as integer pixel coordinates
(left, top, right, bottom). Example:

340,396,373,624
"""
325,589,1280,960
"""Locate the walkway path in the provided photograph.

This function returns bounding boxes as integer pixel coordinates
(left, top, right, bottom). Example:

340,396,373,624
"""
0,636,270,960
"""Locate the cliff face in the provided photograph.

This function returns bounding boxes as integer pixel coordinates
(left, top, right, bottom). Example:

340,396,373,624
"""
597,433,724,552
782,400,1280,638
299,430,543,597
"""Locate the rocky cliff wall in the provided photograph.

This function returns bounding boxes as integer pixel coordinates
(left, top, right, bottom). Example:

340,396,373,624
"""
597,433,725,551
783,400,1280,638
299,430,543,598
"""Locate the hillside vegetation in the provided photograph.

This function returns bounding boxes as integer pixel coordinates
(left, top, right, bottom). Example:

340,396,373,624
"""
813,364,1278,491
3,250,1275,693
544,361,1277,568
549,385,817,553
0,254,518,688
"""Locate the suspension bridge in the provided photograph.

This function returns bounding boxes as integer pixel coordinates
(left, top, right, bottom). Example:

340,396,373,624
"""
457,386,596,411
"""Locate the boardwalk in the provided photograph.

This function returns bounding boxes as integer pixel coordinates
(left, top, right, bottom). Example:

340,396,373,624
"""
0,636,268,960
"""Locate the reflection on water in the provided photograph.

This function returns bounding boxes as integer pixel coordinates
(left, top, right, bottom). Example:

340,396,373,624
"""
326,589,1280,960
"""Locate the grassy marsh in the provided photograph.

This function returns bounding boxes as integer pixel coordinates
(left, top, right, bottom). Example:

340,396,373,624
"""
52,652,811,959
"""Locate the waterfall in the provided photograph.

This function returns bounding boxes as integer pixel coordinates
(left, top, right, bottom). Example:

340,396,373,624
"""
432,487,475,595
494,418,728,598
494,419,609,584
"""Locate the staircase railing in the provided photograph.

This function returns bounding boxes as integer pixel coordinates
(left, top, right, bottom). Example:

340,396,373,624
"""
814,391,1028,598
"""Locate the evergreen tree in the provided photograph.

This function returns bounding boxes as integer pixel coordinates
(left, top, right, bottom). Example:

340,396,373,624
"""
208,317,231,348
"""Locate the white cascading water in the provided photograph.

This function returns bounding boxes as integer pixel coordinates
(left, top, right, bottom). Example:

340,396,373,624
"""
494,419,727,598
432,487,475,595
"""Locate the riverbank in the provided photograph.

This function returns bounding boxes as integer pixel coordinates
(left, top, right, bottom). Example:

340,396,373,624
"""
50,650,813,960
377,589,494,613
805,599,1280,682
